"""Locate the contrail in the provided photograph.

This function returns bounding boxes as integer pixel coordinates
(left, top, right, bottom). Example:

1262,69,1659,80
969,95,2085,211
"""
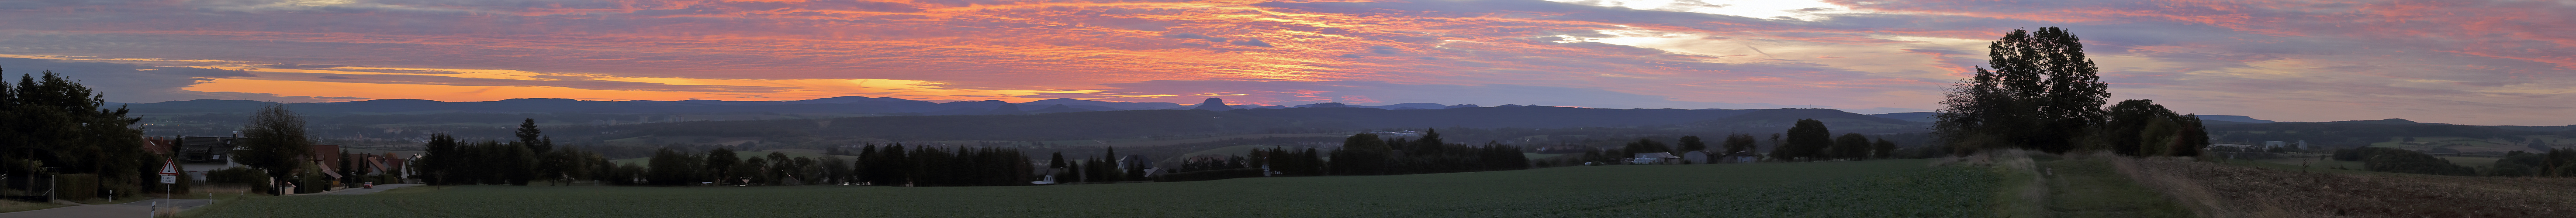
1744,44,1777,59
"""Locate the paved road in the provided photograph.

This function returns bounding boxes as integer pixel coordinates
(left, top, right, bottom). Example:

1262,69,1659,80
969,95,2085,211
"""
0,184,421,218
320,184,419,195
0,199,211,218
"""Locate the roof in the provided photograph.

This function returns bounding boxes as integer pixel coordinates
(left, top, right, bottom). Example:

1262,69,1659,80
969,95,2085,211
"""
141,137,176,156
308,144,342,164
1633,152,1676,159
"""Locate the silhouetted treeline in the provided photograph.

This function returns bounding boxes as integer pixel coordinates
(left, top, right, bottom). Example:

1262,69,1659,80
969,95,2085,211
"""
416,119,605,186
0,71,160,198
561,106,1929,143
854,144,1033,187
609,143,1030,187
2490,149,2576,177
1328,130,1531,175
2333,147,2475,176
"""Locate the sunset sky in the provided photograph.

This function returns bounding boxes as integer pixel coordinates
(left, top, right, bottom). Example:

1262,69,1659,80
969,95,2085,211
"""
1,0,2570,125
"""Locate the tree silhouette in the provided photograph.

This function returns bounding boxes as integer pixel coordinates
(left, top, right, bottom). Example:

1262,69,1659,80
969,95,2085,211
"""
1782,119,1833,161
235,104,310,194
1936,27,2109,154
1677,136,1707,152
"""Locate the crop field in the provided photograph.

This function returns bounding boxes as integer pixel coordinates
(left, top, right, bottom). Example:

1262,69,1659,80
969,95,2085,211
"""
2118,158,2576,217
2254,156,2498,170
191,159,2002,217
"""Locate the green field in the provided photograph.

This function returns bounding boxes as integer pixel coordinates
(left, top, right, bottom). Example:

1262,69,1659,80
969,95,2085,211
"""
193,160,2002,217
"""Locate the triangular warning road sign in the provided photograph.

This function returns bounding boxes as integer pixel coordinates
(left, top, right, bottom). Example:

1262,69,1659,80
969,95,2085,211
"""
159,159,181,175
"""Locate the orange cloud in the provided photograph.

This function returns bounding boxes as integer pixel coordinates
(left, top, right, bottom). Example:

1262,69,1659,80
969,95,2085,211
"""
5,0,2573,125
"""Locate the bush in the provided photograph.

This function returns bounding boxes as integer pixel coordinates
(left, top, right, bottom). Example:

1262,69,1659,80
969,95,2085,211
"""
2490,151,2546,177
98,177,138,199
171,174,193,194
299,175,328,194
2331,148,2365,161
52,174,97,200
2351,147,2474,176
204,167,266,184
204,167,271,194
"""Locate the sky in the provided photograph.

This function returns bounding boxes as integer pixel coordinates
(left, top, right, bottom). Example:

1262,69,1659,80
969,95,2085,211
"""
0,0,2571,126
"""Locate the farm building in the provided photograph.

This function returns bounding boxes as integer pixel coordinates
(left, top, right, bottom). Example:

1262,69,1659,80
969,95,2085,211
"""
2262,141,2308,150
142,136,176,156
176,136,245,163
1631,152,1677,164
346,152,411,177
1680,151,1710,164
1117,154,1154,170
1718,151,1759,164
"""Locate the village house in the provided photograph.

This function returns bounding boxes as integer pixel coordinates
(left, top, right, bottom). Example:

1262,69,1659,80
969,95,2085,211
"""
175,136,245,164
1717,151,1760,164
1630,152,1677,164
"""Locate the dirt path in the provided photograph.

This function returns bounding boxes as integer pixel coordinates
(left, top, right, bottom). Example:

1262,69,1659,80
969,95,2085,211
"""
2035,157,2192,218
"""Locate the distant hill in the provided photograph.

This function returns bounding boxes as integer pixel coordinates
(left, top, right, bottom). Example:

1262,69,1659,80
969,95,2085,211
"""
1026,98,1186,110
1693,109,1922,133
1868,112,1940,123
121,97,1195,116
120,96,1694,116
2192,115,2275,123
1705,109,1910,125
2302,118,2441,125
602,106,1953,141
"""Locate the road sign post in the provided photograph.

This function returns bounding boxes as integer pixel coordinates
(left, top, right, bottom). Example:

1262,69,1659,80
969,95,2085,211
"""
159,159,180,218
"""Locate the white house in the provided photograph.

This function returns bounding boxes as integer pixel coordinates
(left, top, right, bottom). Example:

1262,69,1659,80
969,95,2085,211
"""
1680,151,1711,164
1718,151,1760,164
1631,152,1677,164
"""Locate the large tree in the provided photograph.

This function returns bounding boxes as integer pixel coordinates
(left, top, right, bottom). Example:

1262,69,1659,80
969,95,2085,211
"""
1329,133,1389,175
705,148,738,181
516,119,550,154
1935,27,2110,154
1677,136,1707,152
1832,133,1871,160
0,70,150,197
1722,134,1758,154
420,133,458,185
645,147,702,186
235,104,311,194
1623,139,1672,154
1780,119,1833,161
2100,99,2211,157
1871,138,1897,160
